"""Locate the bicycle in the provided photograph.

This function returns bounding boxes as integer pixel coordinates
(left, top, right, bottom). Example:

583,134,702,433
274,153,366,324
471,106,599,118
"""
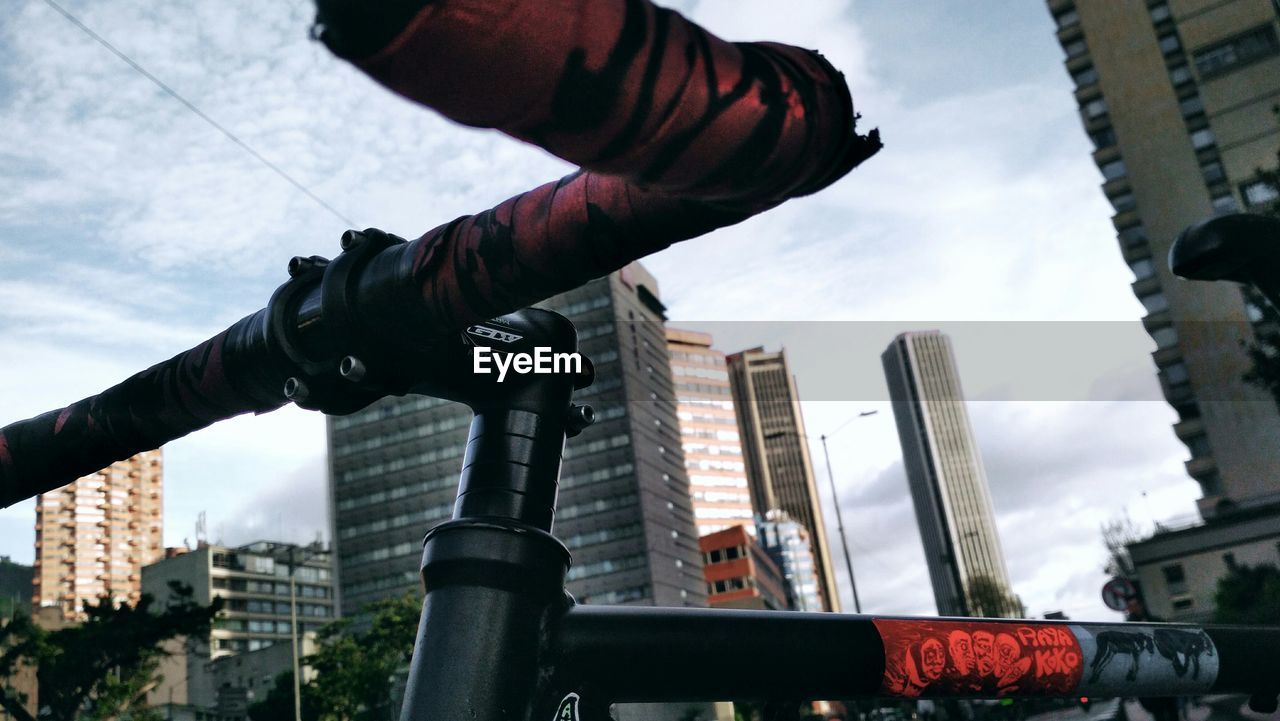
2,1,1279,719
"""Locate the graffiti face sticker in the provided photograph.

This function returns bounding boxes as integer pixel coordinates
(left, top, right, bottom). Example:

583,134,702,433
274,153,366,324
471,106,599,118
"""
1073,625,1218,696
876,620,1083,698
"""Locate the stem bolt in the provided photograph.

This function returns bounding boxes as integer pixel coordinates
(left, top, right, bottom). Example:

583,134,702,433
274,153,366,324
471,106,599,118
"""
339,356,367,382
283,377,309,403
567,403,596,437
340,230,364,251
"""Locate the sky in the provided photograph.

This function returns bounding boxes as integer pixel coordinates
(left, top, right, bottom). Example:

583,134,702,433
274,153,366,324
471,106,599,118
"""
0,0,1210,621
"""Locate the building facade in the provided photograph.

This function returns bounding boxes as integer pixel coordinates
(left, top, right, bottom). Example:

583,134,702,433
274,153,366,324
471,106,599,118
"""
1128,508,1280,622
1049,0,1280,622
882,331,1018,618
726,347,840,612
329,263,708,616
665,328,755,537
141,541,335,658
698,525,789,610
756,510,826,613
33,450,163,619
1050,0,1280,518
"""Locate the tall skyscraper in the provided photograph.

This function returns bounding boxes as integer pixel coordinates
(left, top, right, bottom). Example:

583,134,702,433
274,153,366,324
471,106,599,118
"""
726,347,840,612
33,450,164,619
882,331,1017,618
1050,0,1280,518
665,328,755,537
329,263,708,617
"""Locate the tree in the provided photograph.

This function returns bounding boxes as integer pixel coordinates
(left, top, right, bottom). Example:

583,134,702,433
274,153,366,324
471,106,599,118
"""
248,592,420,721
964,574,1022,618
1101,512,1143,578
0,582,222,721
1213,562,1280,625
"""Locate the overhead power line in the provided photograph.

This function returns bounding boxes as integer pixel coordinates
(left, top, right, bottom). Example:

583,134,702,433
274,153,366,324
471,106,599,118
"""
38,0,356,227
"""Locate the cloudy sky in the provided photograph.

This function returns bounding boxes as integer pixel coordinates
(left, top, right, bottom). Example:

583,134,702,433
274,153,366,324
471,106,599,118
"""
0,0,1208,620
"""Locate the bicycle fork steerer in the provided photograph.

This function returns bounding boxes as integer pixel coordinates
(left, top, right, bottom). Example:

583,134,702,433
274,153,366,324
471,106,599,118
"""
264,229,1280,720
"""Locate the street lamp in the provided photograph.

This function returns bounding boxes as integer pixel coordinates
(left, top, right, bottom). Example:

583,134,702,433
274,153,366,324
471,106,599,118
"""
281,543,325,721
819,410,877,614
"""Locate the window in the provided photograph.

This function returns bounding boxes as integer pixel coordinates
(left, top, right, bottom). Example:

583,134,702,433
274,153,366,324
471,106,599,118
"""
1142,292,1169,314
1169,64,1194,86
1159,33,1182,55
1110,192,1136,213
1129,257,1156,280
1162,564,1187,595
1165,361,1190,385
1223,552,1237,569
1174,401,1200,420
1193,25,1280,79
1101,159,1127,181
1242,179,1279,208
1152,325,1178,349
1064,39,1088,59
1178,95,1204,118
1186,432,1211,457
1055,9,1080,29
1072,66,1099,88
1118,224,1147,247
1246,302,1266,323
1090,126,1117,150
1201,160,1225,184
1211,193,1238,214
1190,128,1216,150
1172,598,1195,611
1083,97,1108,119
1149,3,1171,22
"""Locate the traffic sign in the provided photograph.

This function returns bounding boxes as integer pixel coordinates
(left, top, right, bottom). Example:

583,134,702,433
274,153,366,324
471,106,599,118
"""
1101,577,1137,611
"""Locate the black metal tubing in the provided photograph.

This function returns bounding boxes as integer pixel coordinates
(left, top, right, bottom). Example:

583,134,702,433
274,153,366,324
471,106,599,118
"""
553,606,885,702
549,609,1280,704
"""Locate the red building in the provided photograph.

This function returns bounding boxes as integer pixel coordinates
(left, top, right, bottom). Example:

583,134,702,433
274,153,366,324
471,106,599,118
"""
699,526,790,610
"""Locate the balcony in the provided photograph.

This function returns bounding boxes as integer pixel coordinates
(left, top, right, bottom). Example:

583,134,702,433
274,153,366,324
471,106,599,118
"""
1173,416,1205,441
1111,208,1141,231
1185,455,1217,480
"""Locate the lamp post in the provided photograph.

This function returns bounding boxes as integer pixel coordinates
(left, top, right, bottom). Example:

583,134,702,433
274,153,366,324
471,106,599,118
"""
819,410,877,614
283,543,324,721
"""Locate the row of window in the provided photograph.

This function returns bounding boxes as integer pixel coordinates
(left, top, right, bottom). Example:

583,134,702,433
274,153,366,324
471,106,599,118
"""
225,598,331,616
669,350,726,367
210,577,330,597
330,395,446,431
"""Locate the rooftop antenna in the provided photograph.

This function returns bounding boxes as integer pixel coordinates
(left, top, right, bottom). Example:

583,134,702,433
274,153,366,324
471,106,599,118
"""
195,511,208,548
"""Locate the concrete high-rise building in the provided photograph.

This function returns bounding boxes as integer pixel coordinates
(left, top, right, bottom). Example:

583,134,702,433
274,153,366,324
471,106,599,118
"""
1049,0,1280,623
329,263,708,616
142,541,335,658
726,347,840,612
1050,0,1280,517
882,332,1018,618
665,328,755,537
756,510,825,613
33,450,164,619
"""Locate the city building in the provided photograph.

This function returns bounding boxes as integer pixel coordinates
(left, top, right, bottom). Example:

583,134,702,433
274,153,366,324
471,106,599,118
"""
33,450,163,619
151,631,320,719
328,262,708,616
1128,509,1280,622
1049,0,1280,621
142,541,335,658
665,328,755,537
1050,0,1280,517
756,510,826,613
881,331,1018,618
726,347,840,612
698,525,789,610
